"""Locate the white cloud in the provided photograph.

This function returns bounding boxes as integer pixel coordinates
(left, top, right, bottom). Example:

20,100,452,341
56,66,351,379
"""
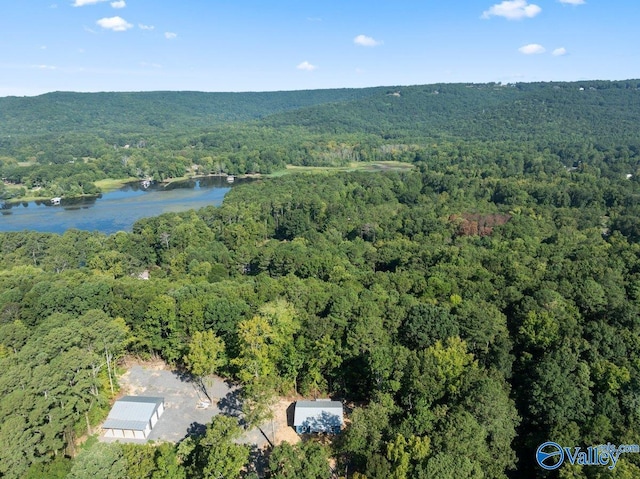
111,0,126,8
73,0,108,6
297,61,317,71
32,64,57,70
482,0,542,20
138,23,155,30
519,43,546,54
559,0,585,4
354,34,383,47
552,47,567,56
164,32,177,39
96,16,133,32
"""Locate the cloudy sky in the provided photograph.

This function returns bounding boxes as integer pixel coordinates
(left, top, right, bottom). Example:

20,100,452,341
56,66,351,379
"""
0,0,638,96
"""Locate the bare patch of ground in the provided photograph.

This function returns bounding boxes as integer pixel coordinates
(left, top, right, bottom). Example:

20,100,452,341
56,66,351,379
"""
272,399,301,446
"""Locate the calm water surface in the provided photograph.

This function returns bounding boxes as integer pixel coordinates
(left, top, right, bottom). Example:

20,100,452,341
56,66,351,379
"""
0,177,241,235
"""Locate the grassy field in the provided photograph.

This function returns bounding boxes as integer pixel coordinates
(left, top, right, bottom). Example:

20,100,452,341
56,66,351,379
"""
268,161,414,177
94,177,139,191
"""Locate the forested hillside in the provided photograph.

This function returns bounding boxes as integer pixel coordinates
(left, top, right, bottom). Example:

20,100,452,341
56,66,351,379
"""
2,81,640,478
263,80,640,143
2,80,640,203
0,88,382,136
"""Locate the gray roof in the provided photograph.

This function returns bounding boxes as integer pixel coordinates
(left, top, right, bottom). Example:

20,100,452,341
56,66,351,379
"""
103,396,164,431
294,400,343,428
117,396,164,406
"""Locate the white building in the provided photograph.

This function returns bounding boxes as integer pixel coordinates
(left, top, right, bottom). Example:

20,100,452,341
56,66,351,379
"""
102,396,164,439
293,399,343,434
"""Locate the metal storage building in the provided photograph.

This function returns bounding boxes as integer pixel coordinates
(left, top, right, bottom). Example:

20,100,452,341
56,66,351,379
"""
102,396,165,439
293,399,343,434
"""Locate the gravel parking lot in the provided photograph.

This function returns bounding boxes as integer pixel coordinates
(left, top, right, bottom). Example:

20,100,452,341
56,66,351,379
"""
99,363,298,447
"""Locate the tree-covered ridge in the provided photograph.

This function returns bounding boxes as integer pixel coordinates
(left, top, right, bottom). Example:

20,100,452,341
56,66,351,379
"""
262,80,640,143
0,88,384,136
2,80,639,142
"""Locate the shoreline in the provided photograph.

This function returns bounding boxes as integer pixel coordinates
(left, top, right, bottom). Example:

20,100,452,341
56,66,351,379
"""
158,172,262,186
2,162,409,204
3,192,101,205
1,174,243,205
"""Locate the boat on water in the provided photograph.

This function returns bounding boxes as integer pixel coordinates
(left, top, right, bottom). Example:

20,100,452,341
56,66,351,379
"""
51,197,61,205
226,175,235,183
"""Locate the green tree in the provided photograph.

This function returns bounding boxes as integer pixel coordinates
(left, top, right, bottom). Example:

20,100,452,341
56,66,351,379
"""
183,415,249,479
233,300,299,431
144,294,182,362
423,453,484,479
527,343,594,430
23,456,72,479
385,433,431,479
184,330,226,401
122,444,156,479
399,303,459,350
268,441,331,479
152,443,187,479
339,401,392,472
67,443,127,479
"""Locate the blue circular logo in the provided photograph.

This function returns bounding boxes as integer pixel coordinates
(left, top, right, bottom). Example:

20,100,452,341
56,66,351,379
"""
536,442,564,470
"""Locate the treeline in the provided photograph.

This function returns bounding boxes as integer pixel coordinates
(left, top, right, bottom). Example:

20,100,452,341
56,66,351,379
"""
2,152,640,477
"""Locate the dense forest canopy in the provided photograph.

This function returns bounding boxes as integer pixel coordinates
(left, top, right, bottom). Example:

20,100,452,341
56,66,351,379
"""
0,88,384,136
2,80,640,478
1,80,639,140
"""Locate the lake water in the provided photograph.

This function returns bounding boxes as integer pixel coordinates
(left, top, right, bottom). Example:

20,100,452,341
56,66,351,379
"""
0,176,242,235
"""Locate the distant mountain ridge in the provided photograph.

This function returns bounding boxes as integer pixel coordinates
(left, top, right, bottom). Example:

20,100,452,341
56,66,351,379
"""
0,88,384,136
1,80,639,145
261,80,640,143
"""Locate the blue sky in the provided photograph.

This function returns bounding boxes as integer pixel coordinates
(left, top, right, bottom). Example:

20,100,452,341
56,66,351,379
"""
0,0,638,96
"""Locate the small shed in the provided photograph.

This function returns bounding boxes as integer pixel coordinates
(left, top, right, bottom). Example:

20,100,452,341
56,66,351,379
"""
102,396,164,439
293,399,343,434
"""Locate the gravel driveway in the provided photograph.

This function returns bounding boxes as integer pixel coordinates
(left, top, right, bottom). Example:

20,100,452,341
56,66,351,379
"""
99,364,278,446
